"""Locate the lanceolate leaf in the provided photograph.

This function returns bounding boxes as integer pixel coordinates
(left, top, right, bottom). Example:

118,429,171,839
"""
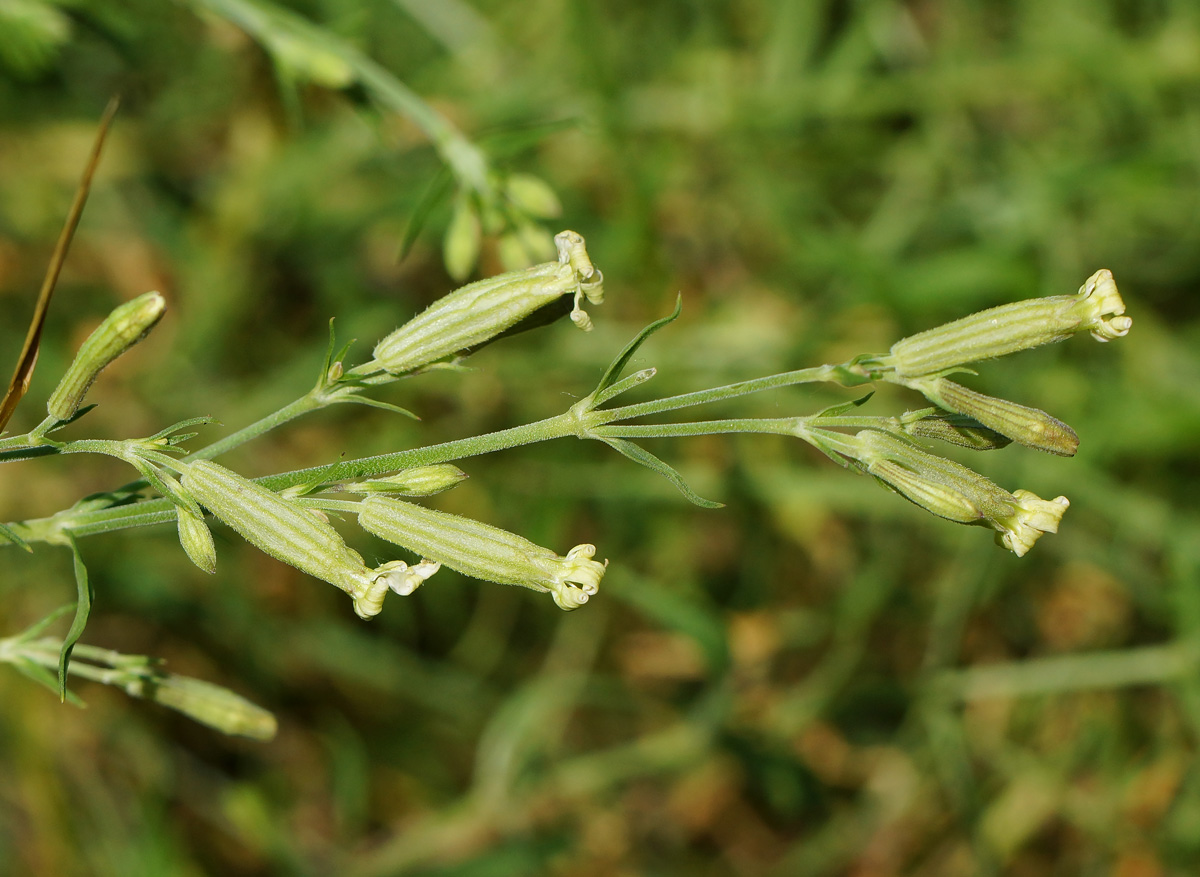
813,392,875,419
600,435,723,509
14,658,86,707
58,533,94,701
0,520,31,551
14,603,76,643
590,295,682,399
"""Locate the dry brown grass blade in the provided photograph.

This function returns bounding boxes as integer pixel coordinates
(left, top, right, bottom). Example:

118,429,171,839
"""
0,97,120,433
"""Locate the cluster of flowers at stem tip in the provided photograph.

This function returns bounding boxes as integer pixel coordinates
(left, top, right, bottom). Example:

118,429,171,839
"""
863,269,1131,457
362,229,604,376
808,427,1069,557
168,460,604,616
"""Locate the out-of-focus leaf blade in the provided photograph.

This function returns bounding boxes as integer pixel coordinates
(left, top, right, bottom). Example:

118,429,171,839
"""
58,533,94,700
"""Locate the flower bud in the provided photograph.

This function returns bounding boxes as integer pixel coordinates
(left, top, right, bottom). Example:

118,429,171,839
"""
504,173,562,219
180,460,388,618
47,291,166,420
177,505,217,575
884,269,1129,378
357,496,605,610
908,378,1079,456
126,673,277,740
341,464,468,497
368,230,603,375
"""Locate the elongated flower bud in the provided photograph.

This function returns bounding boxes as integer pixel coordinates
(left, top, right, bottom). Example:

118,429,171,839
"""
850,429,1069,556
47,291,166,420
125,673,277,740
368,230,603,375
341,464,468,497
906,378,1079,457
884,269,1130,378
180,460,393,619
357,496,605,610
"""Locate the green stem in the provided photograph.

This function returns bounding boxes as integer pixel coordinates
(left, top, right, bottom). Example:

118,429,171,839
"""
598,365,838,422
594,418,800,439
4,410,582,544
184,392,326,462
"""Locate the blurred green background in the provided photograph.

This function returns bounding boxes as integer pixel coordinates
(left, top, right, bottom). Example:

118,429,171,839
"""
2,1,1199,874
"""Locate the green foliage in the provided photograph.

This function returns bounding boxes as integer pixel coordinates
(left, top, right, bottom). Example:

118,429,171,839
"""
1,1,1197,875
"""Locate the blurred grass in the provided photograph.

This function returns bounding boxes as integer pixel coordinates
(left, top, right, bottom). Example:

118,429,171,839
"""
2,0,1200,874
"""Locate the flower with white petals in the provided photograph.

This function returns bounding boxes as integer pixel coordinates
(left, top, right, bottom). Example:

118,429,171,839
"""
992,490,1070,557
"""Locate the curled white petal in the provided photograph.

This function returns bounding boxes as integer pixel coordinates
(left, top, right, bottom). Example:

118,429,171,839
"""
994,490,1070,557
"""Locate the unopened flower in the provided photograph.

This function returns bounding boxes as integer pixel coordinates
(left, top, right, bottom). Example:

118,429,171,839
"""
357,496,605,610
176,505,217,575
340,464,468,496
125,672,277,740
47,291,166,420
367,229,603,375
884,269,1130,378
905,378,1079,456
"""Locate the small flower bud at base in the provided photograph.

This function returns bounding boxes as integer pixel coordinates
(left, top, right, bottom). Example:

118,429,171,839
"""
177,506,217,575
342,464,468,497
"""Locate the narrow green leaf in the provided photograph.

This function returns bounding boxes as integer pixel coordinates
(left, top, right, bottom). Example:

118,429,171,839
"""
0,520,31,551
148,416,218,442
813,392,874,419
590,295,682,398
601,436,724,508
42,403,98,432
591,367,656,408
335,395,419,419
58,533,93,701
13,658,87,707
399,167,454,262
13,603,76,643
